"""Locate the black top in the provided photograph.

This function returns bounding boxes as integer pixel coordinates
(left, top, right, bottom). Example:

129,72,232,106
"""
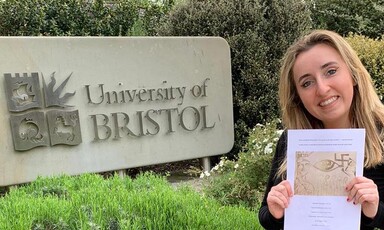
258,131,384,230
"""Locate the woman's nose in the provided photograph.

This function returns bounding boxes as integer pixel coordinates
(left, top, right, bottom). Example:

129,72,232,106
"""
316,78,330,96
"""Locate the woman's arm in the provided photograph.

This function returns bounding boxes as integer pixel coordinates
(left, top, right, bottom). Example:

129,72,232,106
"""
359,164,384,228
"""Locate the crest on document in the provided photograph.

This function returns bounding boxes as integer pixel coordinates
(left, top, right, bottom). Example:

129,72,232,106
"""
4,72,82,151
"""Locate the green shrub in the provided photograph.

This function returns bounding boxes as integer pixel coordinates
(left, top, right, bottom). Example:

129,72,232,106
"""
346,34,384,100
157,0,311,156
0,0,174,36
201,120,282,209
0,173,261,229
308,0,384,38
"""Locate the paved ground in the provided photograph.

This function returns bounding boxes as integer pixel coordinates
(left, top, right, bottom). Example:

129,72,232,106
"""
169,177,204,193
125,158,206,194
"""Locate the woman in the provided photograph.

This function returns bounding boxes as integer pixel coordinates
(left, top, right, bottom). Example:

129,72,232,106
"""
258,30,384,229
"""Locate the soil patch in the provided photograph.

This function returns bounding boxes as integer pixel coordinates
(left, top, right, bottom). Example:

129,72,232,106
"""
125,158,202,178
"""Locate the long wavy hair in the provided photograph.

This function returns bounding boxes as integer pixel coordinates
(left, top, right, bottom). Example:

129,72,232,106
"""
277,30,384,176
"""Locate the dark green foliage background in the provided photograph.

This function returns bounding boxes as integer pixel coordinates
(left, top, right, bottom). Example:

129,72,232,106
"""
157,0,312,155
0,0,174,36
308,0,384,38
346,35,384,100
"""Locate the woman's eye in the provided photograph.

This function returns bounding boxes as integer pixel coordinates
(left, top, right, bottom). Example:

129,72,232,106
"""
301,81,312,88
326,68,337,76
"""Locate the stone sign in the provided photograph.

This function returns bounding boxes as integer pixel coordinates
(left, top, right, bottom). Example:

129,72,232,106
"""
0,37,234,186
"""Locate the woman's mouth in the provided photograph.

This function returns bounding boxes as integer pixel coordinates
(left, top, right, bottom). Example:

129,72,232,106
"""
319,96,338,107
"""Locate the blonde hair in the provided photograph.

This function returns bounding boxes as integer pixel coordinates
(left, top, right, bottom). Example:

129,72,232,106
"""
277,30,384,176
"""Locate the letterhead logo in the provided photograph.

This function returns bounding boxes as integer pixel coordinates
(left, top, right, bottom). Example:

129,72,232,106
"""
4,72,82,151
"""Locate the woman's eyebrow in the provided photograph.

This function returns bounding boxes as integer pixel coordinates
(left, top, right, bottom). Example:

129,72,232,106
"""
297,73,310,83
321,61,338,69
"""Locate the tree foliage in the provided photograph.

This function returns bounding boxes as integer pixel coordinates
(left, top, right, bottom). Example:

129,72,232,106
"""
158,0,312,155
346,34,384,100
0,0,175,36
308,0,384,38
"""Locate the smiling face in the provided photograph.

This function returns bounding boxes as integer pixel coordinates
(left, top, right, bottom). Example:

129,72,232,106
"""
293,43,355,128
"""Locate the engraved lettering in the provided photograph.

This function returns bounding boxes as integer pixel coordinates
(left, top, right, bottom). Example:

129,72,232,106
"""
145,109,160,135
158,108,178,133
110,112,138,139
90,114,111,141
180,106,200,131
85,84,104,104
105,91,119,104
201,105,215,129
137,89,147,102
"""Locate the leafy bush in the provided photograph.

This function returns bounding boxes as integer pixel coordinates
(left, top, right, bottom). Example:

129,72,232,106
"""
157,0,311,156
201,120,283,209
346,34,384,100
0,173,261,229
0,0,174,36
308,0,384,38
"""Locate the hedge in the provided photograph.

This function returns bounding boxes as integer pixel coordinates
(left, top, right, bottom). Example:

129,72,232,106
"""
157,0,312,156
346,34,384,100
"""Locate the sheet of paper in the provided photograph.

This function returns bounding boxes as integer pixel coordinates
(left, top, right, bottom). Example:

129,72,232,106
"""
284,129,365,230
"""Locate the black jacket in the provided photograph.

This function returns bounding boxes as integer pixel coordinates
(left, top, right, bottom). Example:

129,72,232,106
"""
258,131,384,230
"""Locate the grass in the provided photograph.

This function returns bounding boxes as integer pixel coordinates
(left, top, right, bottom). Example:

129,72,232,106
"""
0,172,262,229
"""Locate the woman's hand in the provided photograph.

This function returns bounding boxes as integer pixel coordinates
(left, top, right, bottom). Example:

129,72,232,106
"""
346,176,379,218
267,180,293,219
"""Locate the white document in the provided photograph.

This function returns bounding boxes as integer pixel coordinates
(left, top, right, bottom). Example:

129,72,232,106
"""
284,129,365,230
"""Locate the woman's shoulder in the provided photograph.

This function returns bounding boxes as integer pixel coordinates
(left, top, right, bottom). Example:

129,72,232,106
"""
274,129,288,159
277,129,287,148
